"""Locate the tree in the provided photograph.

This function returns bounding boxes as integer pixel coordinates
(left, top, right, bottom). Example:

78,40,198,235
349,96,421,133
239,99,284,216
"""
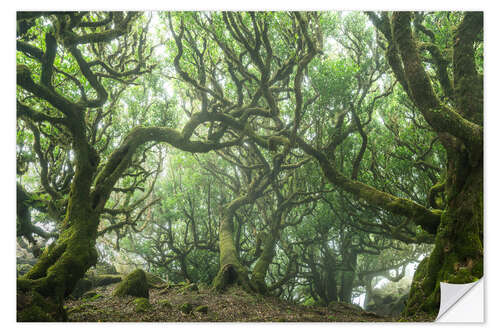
16,11,239,321
163,11,323,291
366,11,483,316
16,10,483,321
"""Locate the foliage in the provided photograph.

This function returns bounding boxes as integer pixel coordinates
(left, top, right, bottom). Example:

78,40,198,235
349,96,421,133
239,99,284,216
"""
16,10,482,321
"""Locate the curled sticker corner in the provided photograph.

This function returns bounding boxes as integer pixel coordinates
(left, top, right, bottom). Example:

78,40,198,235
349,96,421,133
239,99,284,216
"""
435,278,483,322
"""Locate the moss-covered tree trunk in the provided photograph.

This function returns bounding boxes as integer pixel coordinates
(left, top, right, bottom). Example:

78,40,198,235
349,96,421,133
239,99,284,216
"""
212,204,255,292
250,231,278,293
388,11,484,318
250,207,287,294
17,215,99,321
404,159,483,316
17,12,242,321
17,146,100,321
212,173,269,292
299,11,483,317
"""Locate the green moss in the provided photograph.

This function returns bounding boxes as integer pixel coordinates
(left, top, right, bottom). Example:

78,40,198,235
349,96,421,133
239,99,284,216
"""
194,305,208,314
179,283,198,293
17,290,63,322
447,268,478,284
179,302,193,314
404,168,483,318
17,263,34,277
17,303,53,322
113,269,149,298
158,299,173,310
133,297,152,313
17,277,34,292
197,282,209,291
471,260,483,276
89,293,104,301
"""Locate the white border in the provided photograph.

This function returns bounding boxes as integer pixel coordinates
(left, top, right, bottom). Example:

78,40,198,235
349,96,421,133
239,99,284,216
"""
4,1,499,332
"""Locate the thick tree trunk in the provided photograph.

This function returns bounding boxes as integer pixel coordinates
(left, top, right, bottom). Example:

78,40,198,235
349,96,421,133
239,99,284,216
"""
376,11,483,319
17,143,100,321
404,161,483,317
17,203,99,321
212,209,254,292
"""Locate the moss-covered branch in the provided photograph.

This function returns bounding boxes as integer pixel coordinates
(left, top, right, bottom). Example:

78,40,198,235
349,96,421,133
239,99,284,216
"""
296,136,441,234
391,12,482,151
59,12,137,46
41,33,57,88
67,44,108,108
91,124,240,212
453,12,483,124
17,101,67,125
17,65,76,117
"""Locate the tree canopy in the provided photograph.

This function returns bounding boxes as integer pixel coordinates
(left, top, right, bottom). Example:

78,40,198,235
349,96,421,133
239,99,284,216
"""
16,10,482,321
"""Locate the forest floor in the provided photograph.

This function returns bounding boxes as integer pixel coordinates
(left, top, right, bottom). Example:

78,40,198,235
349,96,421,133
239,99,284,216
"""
65,282,398,322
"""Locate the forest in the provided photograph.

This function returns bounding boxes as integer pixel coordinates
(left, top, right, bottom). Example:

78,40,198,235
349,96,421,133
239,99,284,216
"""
16,11,483,322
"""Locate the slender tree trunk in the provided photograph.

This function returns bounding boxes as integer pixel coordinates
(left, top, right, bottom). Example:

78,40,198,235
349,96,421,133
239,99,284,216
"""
250,231,278,293
179,255,191,282
363,278,373,309
340,252,357,303
323,244,339,304
324,265,338,304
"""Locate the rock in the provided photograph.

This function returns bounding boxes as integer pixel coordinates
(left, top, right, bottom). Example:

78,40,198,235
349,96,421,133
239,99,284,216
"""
133,297,152,313
197,282,209,291
365,291,408,317
113,269,149,298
